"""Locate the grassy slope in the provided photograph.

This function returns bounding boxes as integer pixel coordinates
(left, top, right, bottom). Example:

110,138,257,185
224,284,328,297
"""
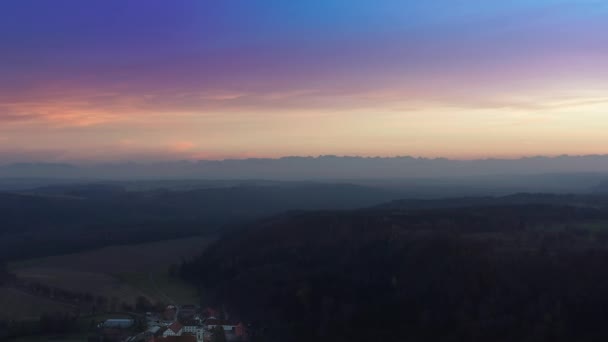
117,270,199,305
0,287,75,321
3,237,208,341
5,236,209,319
10,236,213,273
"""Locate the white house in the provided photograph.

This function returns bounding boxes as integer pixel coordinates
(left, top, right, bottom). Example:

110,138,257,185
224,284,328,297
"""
205,318,237,332
196,327,205,342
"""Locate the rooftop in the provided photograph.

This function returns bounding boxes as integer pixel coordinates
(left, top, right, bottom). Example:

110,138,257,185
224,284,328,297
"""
168,321,184,334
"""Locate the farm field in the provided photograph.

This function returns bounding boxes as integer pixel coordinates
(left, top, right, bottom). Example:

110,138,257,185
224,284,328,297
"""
11,236,213,273
4,236,211,319
0,287,75,321
13,267,147,305
117,270,199,305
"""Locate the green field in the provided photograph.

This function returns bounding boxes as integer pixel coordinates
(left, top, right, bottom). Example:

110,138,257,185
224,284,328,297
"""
117,270,200,305
10,236,212,273
4,236,210,321
0,287,75,321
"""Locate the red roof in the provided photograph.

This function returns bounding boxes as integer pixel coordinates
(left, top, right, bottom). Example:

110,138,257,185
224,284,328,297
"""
168,321,184,333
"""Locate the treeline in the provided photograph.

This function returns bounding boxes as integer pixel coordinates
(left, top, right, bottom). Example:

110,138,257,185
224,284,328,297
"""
12,277,162,314
181,203,608,342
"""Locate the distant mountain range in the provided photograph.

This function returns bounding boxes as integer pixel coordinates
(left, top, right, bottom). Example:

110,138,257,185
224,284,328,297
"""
3,155,608,180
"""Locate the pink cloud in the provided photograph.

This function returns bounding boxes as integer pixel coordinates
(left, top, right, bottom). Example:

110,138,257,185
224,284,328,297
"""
169,141,197,152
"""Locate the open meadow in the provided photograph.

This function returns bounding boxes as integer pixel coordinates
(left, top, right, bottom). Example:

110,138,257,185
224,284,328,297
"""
0,287,74,321
4,236,211,321
11,236,212,273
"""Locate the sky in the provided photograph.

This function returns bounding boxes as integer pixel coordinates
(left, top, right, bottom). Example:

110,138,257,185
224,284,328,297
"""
1,0,608,162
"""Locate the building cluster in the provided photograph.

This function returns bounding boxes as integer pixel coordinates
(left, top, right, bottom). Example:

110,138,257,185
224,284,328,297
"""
97,305,247,342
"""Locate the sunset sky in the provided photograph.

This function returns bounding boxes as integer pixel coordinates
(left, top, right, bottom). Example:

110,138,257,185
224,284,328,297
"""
1,0,608,162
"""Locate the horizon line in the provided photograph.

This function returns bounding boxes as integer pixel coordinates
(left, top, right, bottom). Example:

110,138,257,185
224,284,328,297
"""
3,153,608,166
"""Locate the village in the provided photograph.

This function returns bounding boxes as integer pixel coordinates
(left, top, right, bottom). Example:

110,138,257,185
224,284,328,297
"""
97,305,248,342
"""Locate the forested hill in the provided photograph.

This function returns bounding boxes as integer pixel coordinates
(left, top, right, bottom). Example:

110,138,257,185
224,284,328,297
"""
181,198,608,342
376,192,608,210
0,183,402,260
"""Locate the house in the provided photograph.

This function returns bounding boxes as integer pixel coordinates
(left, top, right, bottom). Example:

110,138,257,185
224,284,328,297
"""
196,328,205,342
204,319,247,342
205,318,237,332
182,325,200,334
181,325,205,342
163,322,184,337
